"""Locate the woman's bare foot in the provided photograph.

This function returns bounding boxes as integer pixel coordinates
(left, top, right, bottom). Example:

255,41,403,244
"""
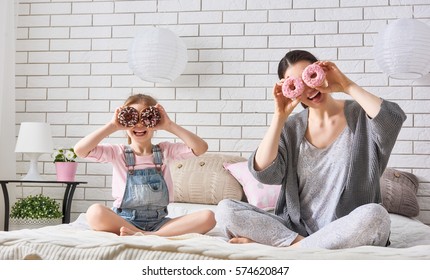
120,226,143,236
229,237,255,244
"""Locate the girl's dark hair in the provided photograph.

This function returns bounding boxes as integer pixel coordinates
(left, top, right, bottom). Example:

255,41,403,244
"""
277,50,318,109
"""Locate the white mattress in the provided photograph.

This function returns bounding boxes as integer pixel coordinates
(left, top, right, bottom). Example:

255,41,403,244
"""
0,203,429,260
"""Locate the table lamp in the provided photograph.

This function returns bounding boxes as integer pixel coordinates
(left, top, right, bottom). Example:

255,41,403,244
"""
15,122,54,181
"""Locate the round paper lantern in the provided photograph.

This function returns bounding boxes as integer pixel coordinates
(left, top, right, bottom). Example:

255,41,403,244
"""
374,19,430,80
128,27,188,83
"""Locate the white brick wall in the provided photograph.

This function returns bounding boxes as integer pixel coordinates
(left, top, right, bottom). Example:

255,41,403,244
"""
15,0,430,225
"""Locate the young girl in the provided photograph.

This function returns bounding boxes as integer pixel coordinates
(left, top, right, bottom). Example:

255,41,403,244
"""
74,93,215,236
216,50,406,249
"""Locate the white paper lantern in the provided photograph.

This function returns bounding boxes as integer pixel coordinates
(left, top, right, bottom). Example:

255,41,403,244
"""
128,27,188,83
374,19,430,80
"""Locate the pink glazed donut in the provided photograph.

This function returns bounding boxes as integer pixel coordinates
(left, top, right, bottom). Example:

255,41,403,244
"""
302,64,326,88
282,77,304,99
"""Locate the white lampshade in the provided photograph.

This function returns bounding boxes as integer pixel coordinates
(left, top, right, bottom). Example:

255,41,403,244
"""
15,122,54,181
374,19,430,80
128,27,188,84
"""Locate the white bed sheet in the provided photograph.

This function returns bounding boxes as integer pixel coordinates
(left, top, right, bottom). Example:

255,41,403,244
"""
0,203,429,260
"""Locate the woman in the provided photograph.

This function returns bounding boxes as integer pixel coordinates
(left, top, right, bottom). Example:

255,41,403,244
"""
215,50,406,249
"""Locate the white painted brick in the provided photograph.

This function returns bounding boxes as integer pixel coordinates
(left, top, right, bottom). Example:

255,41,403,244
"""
29,51,69,63
341,0,388,7
30,3,71,15
91,63,131,75
392,141,413,154
48,88,89,99
220,139,261,152
414,115,430,127
183,37,222,49
29,27,69,39
16,28,29,39
89,88,131,100
93,14,135,26
389,154,430,168
15,52,27,64
242,127,269,139
16,88,46,100
50,39,91,51
158,75,199,88
223,36,267,48
269,9,315,22
199,75,244,87
397,101,430,114
70,51,112,63
111,50,127,62
198,100,241,113
47,113,88,124
365,87,412,100
135,13,178,25
176,113,220,125
27,76,69,88
50,64,90,75
292,22,338,35
72,2,114,14
414,87,430,100
223,11,267,23
183,62,222,75
176,88,220,100
224,62,268,74
51,15,92,27
414,141,430,154
339,20,386,33
71,26,111,38
316,8,363,21
338,46,373,60
244,49,287,62
247,0,292,10
269,35,314,48
18,3,30,15
316,34,363,47
202,0,246,11
398,128,430,141
245,23,290,36
200,24,243,36
161,100,197,113
199,49,243,62
112,75,154,88
178,11,222,24
245,74,276,87
70,75,111,87
364,6,412,19
114,0,156,13
89,113,111,125
221,113,266,126
66,125,106,138
139,88,176,100
91,38,130,50
15,77,27,89
294,0,339,8
243,100,274,113
26,100,66,112
18,15,50,27
197,126,241,139
221,88,266,100
414,6,430,18
158,0,200,12
16,39,49,51
16,64,48,76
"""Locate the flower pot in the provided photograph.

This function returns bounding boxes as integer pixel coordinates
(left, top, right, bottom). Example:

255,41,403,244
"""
55,162,78,181
9,217,62,230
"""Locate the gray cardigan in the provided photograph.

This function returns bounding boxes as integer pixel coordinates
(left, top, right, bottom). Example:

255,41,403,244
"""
249,99,406,237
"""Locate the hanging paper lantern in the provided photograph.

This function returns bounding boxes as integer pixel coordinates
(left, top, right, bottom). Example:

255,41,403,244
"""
128,27,188,83
374,19,430,80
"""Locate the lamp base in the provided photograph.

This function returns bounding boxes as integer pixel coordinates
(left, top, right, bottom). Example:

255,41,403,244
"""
21,153,45,181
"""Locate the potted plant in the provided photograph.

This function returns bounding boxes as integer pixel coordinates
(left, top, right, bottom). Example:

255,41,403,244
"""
9,194,63,230
52,147,78,181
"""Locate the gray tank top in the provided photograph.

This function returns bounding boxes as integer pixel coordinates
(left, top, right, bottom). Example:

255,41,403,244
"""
297,127,352,234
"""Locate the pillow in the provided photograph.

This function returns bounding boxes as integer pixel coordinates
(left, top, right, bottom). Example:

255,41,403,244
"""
170,154,246,205
380,168,419,217
223,161,281,210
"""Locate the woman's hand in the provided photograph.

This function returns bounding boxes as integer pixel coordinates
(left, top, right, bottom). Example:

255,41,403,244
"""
315,61,355,95
272,79,301,120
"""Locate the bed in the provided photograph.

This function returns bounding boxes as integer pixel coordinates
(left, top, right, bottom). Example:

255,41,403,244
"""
1,154,429,260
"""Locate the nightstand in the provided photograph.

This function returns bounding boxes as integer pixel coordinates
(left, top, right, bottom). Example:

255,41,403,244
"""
0,180,87,231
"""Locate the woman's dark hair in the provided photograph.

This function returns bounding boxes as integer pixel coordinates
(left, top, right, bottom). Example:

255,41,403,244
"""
277,50,318,79
277,50,318,109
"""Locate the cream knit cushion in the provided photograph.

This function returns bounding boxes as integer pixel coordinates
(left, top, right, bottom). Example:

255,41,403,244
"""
171,154,246,204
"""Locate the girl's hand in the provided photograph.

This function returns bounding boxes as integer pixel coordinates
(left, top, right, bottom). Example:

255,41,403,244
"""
152,103,173,131
111,106,130,131
314,61,355,95
272,79,301,120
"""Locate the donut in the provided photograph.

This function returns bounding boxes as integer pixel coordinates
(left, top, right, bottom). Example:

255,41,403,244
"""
302,64,326,88
118,106,139,127
141,106,161,128
282,77,304,99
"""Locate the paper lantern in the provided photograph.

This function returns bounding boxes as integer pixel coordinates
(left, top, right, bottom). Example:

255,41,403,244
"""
128,27,188,84
374,19,430,80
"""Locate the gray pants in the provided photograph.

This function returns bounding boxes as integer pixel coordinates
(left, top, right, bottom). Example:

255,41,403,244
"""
215,199,391,249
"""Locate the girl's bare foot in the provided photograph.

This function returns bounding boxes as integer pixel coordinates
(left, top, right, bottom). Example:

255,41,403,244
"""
120,226,141,236
229,237,255,244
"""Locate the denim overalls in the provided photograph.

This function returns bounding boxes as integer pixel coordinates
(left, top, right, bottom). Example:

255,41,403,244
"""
113,145,170,231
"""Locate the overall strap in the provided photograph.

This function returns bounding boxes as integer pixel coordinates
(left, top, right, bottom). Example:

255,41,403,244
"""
124,145,135,174
152,144,163,171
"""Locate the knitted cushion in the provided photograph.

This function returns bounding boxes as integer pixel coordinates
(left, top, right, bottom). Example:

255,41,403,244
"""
170,154,246,204
380,168,419,217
